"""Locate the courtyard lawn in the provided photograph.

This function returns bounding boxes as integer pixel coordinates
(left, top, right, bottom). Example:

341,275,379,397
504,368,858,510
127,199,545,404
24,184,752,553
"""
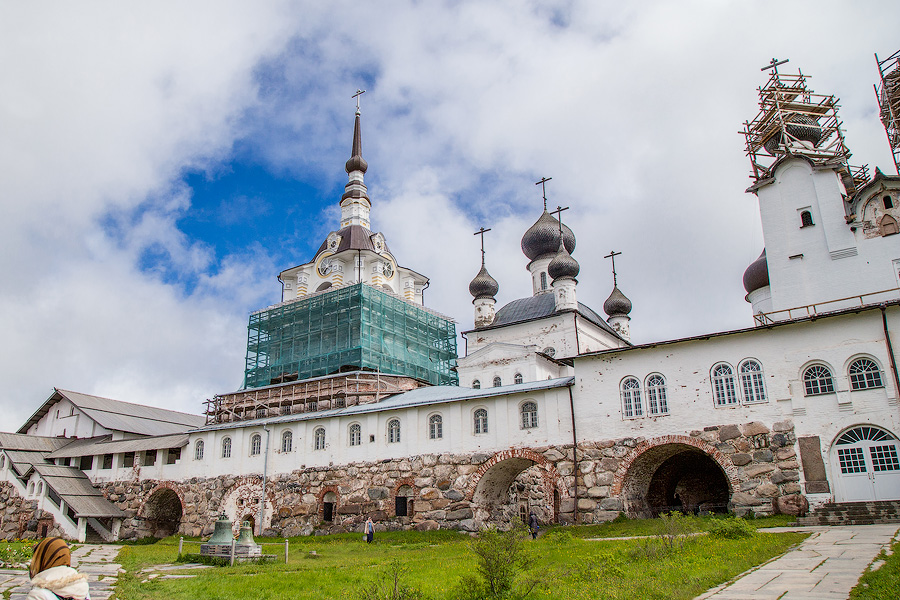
114,519,808,600
849,537,900,599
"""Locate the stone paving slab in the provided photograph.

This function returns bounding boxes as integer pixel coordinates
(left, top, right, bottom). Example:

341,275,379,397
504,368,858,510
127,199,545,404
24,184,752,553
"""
695,525,900,600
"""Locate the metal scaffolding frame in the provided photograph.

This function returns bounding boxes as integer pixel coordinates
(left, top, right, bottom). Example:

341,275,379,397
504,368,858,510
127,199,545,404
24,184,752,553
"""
742,66,868,194
242,282,458,390
875,49,900,174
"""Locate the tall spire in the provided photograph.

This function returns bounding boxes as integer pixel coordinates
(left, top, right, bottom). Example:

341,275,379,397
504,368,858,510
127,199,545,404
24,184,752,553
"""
341,89,371,229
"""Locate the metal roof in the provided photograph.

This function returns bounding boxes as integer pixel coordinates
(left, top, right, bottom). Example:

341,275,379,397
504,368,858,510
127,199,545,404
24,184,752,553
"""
33,463,125,518
47,434,189,459
17,389,205,436
0,433,70,452
463,293,621,339
195,376,575,433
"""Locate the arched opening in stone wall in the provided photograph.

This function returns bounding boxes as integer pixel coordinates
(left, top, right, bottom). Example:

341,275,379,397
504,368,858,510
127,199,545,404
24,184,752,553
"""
395,485,413,518
471,454,557,527
322,491,336,522
621,443,731,518
242,515,256,532
142,488,183,538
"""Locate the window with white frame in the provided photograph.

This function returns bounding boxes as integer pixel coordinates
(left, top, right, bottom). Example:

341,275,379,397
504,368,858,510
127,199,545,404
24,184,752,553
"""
474,408,488,434
281,430,293,453
194,440,204,460
514,373,523,385
645,374,668,415
493,376,502,387
314,428,326,450
388,419,401,443
221,437,232,459
349,423,362,446
250,434,262,456
621,377,643,417
849,358,883,390
711,364,738,406
803,364,835,395
739,359,767,403
521,401,538,429
429,414,443,439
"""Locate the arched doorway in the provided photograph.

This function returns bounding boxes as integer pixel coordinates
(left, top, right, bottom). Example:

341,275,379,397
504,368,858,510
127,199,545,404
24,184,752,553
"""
620,443,731,518
832,425,900,502
322,491,336,523
142,487,183,538
469,449,561,527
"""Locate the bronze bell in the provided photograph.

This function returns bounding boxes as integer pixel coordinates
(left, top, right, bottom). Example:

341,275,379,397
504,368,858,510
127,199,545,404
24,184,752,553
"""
207,513,234,545
236,520,257,546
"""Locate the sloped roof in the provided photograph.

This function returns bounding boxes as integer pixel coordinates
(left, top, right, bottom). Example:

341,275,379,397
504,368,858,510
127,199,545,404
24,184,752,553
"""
33,463,125,518
3,449,51,478
47,433,189,459
18,389,205,436
464,293,621,340
0,433,70,452
195,376,575,432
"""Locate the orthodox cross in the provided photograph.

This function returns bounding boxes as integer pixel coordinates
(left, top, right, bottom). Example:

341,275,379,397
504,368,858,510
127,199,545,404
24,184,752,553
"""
352,89,366,112
474,227,492,265
761,58,788,73
604,250,622,286
550,205,569,235
535,176,552,211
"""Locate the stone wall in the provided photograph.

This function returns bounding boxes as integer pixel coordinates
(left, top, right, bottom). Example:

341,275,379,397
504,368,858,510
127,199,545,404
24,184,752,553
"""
0,483,64,540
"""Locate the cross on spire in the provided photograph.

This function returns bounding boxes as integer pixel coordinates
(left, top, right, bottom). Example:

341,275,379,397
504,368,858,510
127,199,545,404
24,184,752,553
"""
761,58,789,74
474,227,492,265
604,250,622,286
550,205,569,234
352,89,366,113
535,177,552,211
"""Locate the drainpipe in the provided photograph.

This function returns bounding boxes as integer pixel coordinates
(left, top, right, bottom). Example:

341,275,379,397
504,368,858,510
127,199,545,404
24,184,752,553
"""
567,381,579,525
880,304,900,406
258,426,271,536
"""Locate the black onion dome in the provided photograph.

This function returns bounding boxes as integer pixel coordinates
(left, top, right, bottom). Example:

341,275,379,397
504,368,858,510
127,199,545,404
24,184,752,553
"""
603,286,632,317
763,113,823,155
469,264,499,300
742,249,770,294
345,111,368,174
548,240,579,280
521,210,575,261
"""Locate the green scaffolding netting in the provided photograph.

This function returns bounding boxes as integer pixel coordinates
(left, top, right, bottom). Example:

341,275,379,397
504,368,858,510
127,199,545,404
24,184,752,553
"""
243,283,458,389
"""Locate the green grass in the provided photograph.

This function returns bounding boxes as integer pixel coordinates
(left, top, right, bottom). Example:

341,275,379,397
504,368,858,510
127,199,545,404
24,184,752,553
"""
849,538,900,599
557,513,797,538
114,519,807,600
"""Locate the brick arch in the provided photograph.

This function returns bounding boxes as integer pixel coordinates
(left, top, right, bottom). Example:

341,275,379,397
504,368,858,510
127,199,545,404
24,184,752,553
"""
467,448,564,523
317,485,339,520
391,477,416,517
612,435,740,496
137,482,185,518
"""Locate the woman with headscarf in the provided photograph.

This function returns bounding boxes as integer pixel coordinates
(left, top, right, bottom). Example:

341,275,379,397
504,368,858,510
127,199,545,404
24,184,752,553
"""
27,537,90,600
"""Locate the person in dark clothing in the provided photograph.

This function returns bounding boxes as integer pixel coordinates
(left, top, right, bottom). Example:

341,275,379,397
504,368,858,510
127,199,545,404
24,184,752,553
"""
528,512,539,540
364,517,375,543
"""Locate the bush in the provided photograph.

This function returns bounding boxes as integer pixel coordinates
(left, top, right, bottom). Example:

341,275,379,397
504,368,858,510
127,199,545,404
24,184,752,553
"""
355,560,428,600
709,518,756,540
450,525,540,600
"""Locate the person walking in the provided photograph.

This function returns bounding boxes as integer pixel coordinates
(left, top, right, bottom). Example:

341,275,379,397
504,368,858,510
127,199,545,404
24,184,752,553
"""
528,512,539,540
27,537,91,600
364,517,375,544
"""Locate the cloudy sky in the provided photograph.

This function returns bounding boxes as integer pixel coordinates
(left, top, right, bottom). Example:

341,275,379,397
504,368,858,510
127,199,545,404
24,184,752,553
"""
1,1,898,431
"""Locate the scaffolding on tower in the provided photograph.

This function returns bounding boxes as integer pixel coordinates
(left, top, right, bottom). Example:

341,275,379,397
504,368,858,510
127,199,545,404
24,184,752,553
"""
875,49,900,174
742,63,868,195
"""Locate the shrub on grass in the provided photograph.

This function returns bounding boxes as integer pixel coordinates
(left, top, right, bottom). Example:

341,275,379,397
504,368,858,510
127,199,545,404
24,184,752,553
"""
709,517,756,539
355,559,428,600
450,525,540,600
657,511,697,550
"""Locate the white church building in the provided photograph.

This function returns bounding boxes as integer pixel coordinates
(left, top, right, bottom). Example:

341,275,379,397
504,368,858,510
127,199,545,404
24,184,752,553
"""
1,58,899,542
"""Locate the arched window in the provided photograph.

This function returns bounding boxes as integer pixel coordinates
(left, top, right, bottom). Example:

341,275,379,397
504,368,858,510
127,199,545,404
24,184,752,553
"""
1,455,6,469
521,401,538,429
540,272,547,290
493,376,502,388
514,373,523,385
314,427,326,450
803,364,835,395
429,415,443,439
281,430,293,453
250,434,262,456
194,440,204,460
221,437,232,459
621,377,643,417
645,374,668,415
849,358,883,390
28,482,34,495
711,364,738,406
472,379,481,390
37,482,43,494
800,210,814,227
885,195,895,209
740,360,767,403
388,419,401,443
349,423,362,446
474,409,488,434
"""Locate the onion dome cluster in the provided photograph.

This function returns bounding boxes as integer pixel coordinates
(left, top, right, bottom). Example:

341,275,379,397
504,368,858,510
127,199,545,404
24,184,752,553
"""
548,239,580,281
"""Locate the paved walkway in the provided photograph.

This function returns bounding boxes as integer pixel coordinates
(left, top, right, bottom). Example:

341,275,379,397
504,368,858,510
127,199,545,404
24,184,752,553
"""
696,524,900,600
0,544,122,600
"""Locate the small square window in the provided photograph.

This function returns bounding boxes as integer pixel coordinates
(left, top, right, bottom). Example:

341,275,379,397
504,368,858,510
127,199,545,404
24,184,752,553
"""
101,454,113,469
885,195,894,210
123,452,135,468
145,450,157,466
